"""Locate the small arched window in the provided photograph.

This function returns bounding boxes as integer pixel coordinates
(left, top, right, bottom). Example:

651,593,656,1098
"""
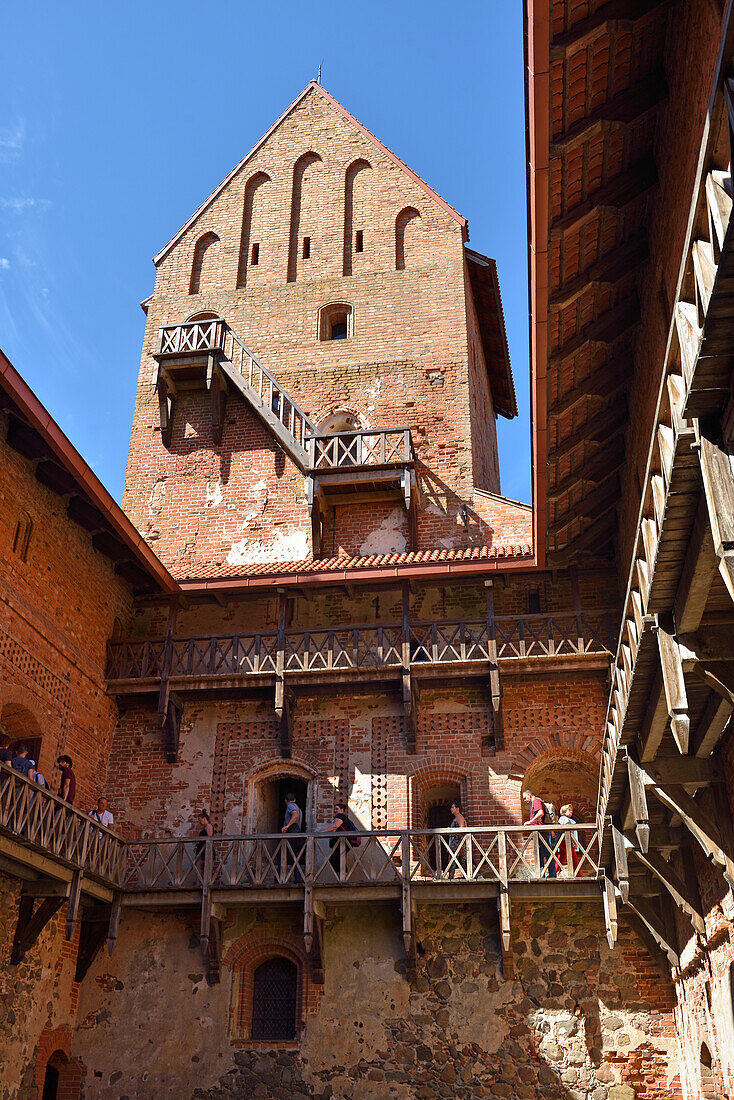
12,510,32,562
251,957,298,1040
189,232,220,295
395,207,421,271
318,302,353,342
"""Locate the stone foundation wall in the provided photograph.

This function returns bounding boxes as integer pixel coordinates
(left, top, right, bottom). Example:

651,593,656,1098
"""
68,902,681,1100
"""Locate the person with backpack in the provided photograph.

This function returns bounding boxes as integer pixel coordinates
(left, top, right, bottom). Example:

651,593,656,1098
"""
523,788,557,879
324,800,361,878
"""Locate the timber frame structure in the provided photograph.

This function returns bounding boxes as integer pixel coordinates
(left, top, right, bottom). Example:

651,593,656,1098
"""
526,0,734,967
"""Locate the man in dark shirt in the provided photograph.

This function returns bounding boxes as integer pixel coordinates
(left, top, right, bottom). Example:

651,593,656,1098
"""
11,744,36,781
57,754,76,804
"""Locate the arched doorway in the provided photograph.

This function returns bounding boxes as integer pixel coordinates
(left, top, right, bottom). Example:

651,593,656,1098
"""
0,702,43,774
248,771,311,834
421,780,462,875
521,750,598,824
41,1050,71,1100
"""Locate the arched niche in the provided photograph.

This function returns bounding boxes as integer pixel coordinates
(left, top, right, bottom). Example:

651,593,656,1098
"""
189,232,220,295
236,171,271,288
343,158,372,276
395,206,421,271
287,152,322,282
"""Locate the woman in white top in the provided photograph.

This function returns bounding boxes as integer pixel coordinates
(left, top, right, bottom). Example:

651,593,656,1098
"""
557,802,580,875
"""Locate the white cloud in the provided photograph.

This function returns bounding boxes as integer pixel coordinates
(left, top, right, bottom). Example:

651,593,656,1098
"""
0,258,9,270
0,122,24,163
0,197,51,214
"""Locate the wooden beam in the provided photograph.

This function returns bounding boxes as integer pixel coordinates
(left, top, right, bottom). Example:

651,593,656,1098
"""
549,356,631,419
207,356,228,445
485,580,503,749
11,894,65,965
626,896,679,967
551,154,658,237
65,871,83,941
75,906,111,981
626,753,650,852
157,371,175,449
274,591,292,758
550,234,648,308
674,500,718,633
612,825,630,903
639,670,669,762
602,875,618,948
645,779,734,887
107,892,122,956
164,692,184,764
692,688,733,757
551,72,666,152
698,432,734,604
401,835,416,982
35,459,77,497
645,757,722,787
654,616,690,754
630,848,705,933
552,477,620,531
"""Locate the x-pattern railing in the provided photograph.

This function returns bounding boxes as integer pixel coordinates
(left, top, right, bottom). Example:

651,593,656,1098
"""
123,826,599,891
0,762,125,885
307,428,414,471
107,614,614,683
159,319,225,357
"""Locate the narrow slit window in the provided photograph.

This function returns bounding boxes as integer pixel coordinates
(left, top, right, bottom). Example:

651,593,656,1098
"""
528,590,541,615
251,242,260,266
302,236,311,259
355,230,364,253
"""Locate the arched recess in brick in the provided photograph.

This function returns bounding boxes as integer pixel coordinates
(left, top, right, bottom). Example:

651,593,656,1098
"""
343,158,372,276
189,231,220,295
236,171,271,288
0,697,43,767
287,152,322,283
408,763,471,829
519,747,599,824
224,932,321,1040
395,206,421,270
37,1048,84,1100
243,756,319,834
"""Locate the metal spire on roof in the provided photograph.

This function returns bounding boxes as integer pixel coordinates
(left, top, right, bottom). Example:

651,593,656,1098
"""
317,64,322,85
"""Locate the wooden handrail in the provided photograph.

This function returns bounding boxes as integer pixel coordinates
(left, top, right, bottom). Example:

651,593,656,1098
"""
106,613,615,682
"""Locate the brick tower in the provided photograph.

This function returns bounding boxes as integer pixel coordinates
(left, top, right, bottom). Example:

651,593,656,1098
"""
122,81,521,578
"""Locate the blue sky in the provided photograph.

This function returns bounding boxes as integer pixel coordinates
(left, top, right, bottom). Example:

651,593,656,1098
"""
0,1,530,504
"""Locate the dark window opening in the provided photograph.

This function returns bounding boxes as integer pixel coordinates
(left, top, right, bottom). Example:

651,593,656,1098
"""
302,236,311,259
355,230,364,253
330,318,348,340
528,590,541,615
251,957,298,1040
42,1064,60,1100
251,242,260,266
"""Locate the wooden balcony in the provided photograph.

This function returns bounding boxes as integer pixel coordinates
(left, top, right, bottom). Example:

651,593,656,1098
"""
0,760,603,980
307,427,414,472
157,318,225,359
106,612,615,691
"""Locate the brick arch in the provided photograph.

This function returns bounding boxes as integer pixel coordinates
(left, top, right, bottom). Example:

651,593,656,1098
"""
35,1027,85,1098
223,931,322,1041
395,206,421,270
242,753,321,833
518,746,599,824
408,762,472,828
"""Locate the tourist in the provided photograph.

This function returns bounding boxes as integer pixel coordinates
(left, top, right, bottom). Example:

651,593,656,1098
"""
324,800,361,877
557,803,580,876
89,796,114,828
446,801,468,880
523,788,557,879
281,793,304,884
57,755,76,804
29,761,49,790
11,744,36,781
0,745,12,764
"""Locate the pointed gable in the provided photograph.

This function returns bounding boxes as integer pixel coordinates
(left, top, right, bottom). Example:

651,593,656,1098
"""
153,82,467,265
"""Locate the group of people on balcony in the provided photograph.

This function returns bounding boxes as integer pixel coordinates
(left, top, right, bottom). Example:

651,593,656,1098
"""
1,745,114,828
189,791,582,882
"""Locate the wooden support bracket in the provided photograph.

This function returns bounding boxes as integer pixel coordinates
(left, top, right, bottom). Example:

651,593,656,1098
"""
75,904,112,982
107,891,122,956
485,580,503,750
401,834,417,981
625,751,650,852
602,876,618,949
653,615,690,753
631,847,706,934
11,891,66,965
275,591,293,758
156,370,176,449
65,871,83,941
698,432,734,604
644,774,734,889
611,825,630,904
304,868,325,985
164,692,184,765
207,355,228,445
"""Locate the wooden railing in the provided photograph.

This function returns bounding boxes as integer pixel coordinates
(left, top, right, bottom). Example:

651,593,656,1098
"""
307,428,414,471
106,613,615,683
0,762,125,885
123,825,599,891
158,318,225,357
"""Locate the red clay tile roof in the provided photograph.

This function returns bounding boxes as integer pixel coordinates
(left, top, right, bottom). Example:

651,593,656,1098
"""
176,543,534,585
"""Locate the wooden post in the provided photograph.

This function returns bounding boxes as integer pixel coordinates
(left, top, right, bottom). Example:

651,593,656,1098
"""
275,591,292,758
107,892,122,956
485,580,503,750
611,825,630,903
402,583,417,753
653,615,690,754
602,876,618,948
65,871,83,942
626,751,650,852
401,832,416,981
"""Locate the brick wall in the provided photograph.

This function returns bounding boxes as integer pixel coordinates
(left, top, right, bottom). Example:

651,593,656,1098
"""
0,421,134,809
